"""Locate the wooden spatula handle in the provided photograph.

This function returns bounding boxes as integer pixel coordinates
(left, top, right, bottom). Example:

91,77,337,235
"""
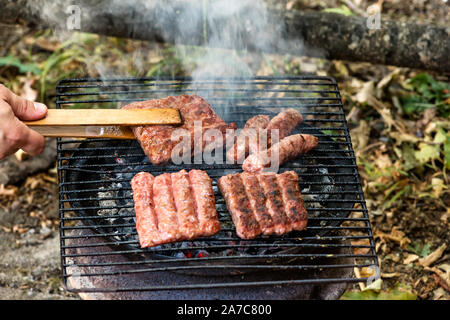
24,108,181,126
30,126,136,139
23,108,182,139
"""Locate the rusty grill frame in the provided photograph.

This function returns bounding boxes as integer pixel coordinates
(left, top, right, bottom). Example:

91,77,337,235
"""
56,76,378,293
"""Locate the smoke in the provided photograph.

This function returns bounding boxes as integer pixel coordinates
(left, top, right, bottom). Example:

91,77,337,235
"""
26,0,313,83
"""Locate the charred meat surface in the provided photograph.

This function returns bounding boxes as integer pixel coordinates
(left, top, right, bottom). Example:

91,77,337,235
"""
123,95,236,165
131,169,220,248
226,109,303,164
218,171,307,239
226,115,270,164
242,134,319,173
266,108,304,143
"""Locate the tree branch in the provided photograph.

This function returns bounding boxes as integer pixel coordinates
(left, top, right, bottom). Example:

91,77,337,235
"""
1,0,448,72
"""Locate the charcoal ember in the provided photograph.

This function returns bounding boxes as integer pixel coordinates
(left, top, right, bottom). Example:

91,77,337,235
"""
195,250,209,258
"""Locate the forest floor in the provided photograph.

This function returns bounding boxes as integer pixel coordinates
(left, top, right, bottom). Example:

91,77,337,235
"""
0,0,448,300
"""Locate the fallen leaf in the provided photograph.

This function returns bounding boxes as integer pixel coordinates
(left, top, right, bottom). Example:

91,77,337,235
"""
419,244,447,267
351,239,372,255
363,278,382,292
374,227,411,248
14,149,29,162
403,254,419,264
19,78,37,102
414,143,441,164
381,272,401,278
432,287,446,300
426,264,450,292
431,178,446,198
376,68,401,99
0,184,18,197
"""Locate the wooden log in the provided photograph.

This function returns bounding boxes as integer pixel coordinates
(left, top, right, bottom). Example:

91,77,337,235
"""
1,0,449,72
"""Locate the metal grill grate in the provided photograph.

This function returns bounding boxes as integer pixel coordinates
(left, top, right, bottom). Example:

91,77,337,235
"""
56,76,378,293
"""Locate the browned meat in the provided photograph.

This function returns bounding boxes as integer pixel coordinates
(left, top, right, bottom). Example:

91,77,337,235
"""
226,115,270,164
123,95,236,165
242,134,318,173
171,170,201,239
240,172,275,235
266,108,303,143
226,109,303,164
131,169,220,248
276,171,308,231
218,171,307,239
217,173,262,239
258,173,293,235
153,173,180,242
189,170,221,236
130,172,160,247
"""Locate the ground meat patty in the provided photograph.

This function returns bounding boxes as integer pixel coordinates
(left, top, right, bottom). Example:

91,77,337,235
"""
131,169,220,248
242,134,319,173
123,95,236,165
189,170,221,236
130,172,160,247
217,173,262,239
226,115,270,164
218,171,307,239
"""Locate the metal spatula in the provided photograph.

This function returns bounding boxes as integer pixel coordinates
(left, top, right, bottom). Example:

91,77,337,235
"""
24,108,182,139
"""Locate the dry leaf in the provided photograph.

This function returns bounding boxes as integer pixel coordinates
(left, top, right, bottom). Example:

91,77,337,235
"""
404,254,419,264
374,227,411,248
431,178,446,198
19,78,37,102
419,244,447,267
0,184,18,197
14,149,29,162
426,264,450,292
351,239,371,254
381,272,401,278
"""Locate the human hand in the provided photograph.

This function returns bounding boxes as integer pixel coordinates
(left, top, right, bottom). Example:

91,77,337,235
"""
0,84,48,160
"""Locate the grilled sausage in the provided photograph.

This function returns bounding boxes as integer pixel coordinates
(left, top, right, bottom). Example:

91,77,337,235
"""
189,170,221,236
171,170,201,239
218,173,262,239
226,115,270,164
257,173,293,235
130,172,161,247
153,173,180,242
242,134,318,173
218,171,308,239
131,169,220,248
266,108,303,143
240,172,275,235
276,171,308,231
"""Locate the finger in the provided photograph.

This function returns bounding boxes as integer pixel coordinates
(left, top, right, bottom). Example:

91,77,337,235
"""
4,118,46,156
0,84,47,121
16,122,46,156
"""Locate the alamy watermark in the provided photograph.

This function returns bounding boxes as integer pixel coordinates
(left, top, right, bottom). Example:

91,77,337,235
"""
366,4,382,30
66,5,81,30
170,122,281,172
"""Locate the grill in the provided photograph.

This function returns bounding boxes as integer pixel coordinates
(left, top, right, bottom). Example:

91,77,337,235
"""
56,75,378,295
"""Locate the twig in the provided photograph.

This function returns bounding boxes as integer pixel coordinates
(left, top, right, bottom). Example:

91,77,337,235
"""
341,0,367,17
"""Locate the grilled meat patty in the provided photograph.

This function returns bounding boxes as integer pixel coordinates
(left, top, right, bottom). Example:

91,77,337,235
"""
123,95,236,165
226,109,303,164
242,134,319,173
131,169,220,248
218,171,307,239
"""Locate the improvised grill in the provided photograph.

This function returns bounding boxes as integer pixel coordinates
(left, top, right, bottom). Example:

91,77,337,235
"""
57,76,378,293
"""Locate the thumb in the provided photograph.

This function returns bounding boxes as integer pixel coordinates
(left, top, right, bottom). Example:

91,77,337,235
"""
0,85,47,120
